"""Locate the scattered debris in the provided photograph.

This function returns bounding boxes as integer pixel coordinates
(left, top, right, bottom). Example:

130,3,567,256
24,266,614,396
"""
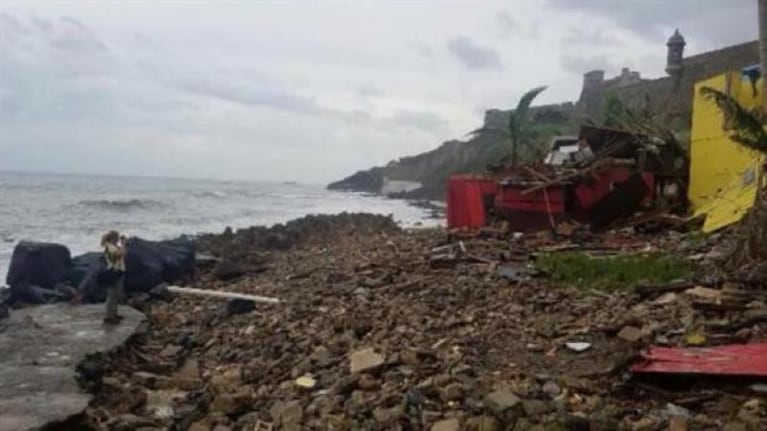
565,342,592,352
349,348,385,374
633,344,767,376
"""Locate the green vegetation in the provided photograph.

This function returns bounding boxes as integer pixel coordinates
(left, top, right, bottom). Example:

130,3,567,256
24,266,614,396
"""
536,252,694,291
468,86,550,167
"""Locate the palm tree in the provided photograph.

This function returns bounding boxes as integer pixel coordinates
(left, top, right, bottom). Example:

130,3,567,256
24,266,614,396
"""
468,86,547,167
507,86,547,166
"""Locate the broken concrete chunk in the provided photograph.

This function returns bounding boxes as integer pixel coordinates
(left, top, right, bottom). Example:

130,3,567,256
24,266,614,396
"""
465,415,499,431
617,326,643,343
431,418,460,431
349,347,385,373
653,292,678,305
684,286,721,302
484,388,521,414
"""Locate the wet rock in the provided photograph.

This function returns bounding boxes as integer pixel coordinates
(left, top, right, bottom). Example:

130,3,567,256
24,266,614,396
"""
432,418,461,431
0,304,144,430
349,347,385,373
6,241,72,304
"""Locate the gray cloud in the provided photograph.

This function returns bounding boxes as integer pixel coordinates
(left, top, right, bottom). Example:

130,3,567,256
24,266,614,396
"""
52,16,109,53
357,82,382,100
563,27,614,46
548,0,757,49
559,53,615,76
446,36,502,70
496,11,518,35
177,78,322,115
391,110,447,133
411,42,434,59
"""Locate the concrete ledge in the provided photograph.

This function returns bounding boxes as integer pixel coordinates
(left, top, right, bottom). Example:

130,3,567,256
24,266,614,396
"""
0,304,144,430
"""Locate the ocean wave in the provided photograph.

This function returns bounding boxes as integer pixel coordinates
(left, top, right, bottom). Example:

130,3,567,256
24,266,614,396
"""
194,191,227,199
78,198,165,210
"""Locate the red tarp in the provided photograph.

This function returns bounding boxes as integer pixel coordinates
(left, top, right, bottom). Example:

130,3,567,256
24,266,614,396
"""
446,175,497,229
632,343,767,376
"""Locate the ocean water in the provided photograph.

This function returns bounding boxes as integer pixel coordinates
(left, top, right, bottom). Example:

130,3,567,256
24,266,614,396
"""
0,171,441,284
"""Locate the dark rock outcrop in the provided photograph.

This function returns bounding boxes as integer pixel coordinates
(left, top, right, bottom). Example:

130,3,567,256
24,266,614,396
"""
5,241,72,303
5,238,195,305
326,167,386,193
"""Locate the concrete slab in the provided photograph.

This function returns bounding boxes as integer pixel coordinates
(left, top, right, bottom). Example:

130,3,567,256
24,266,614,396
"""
0,304,144,430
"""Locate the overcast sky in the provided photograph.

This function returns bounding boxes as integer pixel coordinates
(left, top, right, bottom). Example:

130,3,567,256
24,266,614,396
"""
0,0,758,183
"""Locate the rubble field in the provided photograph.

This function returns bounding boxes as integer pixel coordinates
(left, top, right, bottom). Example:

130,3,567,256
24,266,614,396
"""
80,214,766,431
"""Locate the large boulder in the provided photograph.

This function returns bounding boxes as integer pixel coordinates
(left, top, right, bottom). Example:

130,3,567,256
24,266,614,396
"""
157,236,196,282
70,252,106,303
123,237,195,294
70,237,195,302
6,242,72,303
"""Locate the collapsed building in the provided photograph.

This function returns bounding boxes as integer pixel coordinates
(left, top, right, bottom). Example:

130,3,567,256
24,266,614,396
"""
448,62,765,233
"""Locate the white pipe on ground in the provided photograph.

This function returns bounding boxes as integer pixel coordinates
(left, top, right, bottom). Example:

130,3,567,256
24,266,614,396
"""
166,285,280,304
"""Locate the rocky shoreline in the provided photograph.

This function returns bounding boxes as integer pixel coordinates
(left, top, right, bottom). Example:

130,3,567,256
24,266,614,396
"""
57,213,766,430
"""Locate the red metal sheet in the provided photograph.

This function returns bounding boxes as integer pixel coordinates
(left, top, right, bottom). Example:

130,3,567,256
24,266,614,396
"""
446,175,496,229
632,343,767,376
574,167,654,211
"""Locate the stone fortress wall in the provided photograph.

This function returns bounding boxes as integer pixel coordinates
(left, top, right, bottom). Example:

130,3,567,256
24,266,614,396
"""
485,31,760,132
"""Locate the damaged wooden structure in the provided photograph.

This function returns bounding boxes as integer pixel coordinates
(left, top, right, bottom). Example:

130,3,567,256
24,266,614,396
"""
447,125,688,232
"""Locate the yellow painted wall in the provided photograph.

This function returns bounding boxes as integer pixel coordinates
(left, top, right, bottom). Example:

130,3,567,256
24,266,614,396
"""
688,71,764,232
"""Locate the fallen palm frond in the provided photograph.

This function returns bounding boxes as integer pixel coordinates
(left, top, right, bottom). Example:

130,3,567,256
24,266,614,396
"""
700,86,767,281
700,86,767,155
